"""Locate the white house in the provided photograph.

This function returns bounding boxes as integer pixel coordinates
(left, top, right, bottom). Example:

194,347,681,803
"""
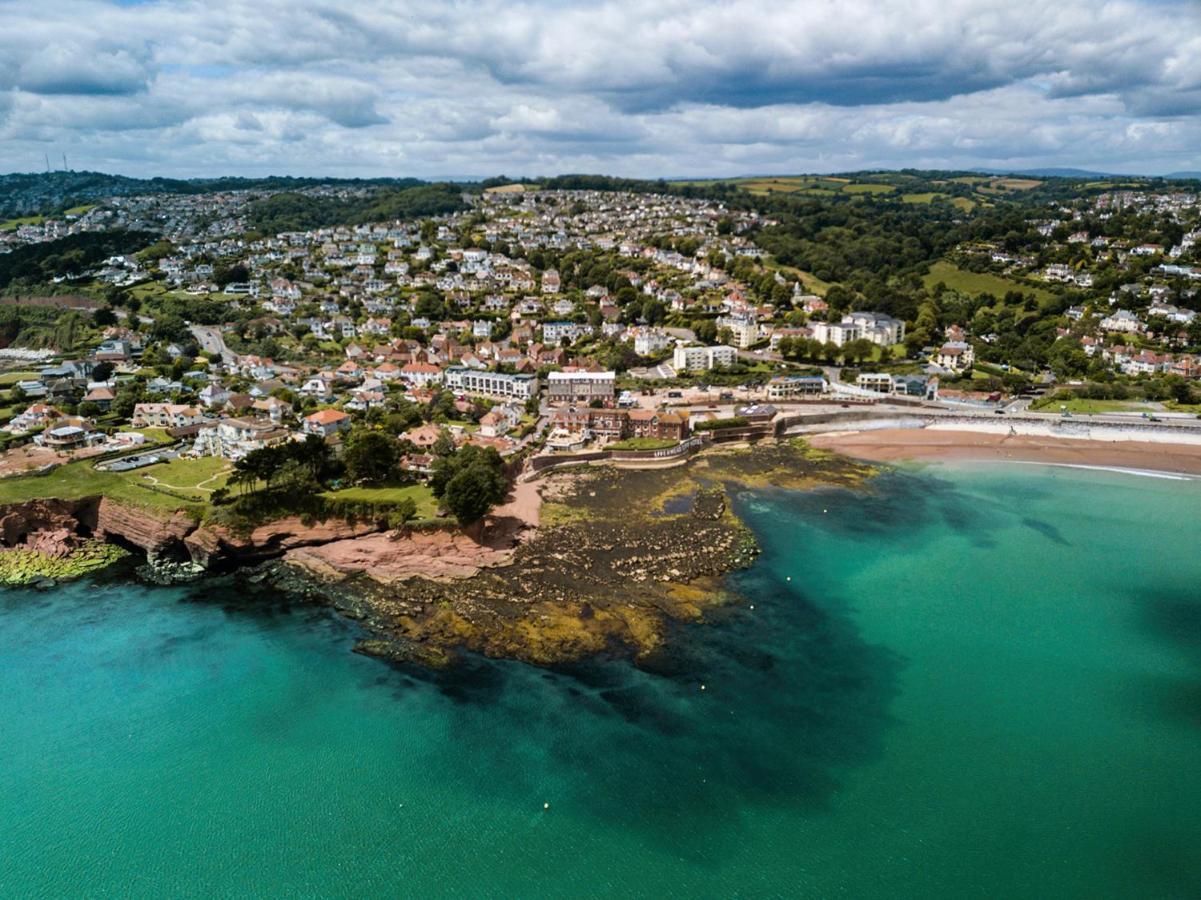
672,344,737,372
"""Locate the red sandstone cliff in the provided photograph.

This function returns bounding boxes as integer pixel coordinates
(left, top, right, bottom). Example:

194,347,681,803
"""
0,498,94,547
0,496,404,571
184,516,386,568
93,498,198,561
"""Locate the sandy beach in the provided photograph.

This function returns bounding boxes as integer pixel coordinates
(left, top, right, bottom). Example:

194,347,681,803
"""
809,428,1201,476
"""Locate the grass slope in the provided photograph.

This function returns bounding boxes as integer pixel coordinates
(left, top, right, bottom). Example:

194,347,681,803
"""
924,260,1055,302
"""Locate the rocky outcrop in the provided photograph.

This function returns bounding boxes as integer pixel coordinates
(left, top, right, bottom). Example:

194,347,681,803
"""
94,497,197,562
0,498,95,548
184,516,386,569
284,528,516,583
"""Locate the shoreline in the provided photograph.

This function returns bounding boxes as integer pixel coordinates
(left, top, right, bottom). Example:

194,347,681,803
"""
808,428,1201,477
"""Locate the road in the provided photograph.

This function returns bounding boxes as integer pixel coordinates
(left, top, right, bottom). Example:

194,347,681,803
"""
190,325,239,365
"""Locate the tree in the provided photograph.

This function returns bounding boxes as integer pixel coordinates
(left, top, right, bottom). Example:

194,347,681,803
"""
343,429,400,484
443,462,506,527
386,498,418,531
693,319,717,343
214,262,249,286
112,380,145,419
430,444,508,526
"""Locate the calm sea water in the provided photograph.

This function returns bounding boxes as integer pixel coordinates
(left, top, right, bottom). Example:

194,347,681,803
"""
3,464,1201,898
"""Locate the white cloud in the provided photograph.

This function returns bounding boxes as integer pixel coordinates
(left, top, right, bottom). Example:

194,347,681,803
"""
0,0,1198,176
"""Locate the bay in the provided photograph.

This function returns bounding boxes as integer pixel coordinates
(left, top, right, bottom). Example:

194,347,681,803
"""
2,463,1199,898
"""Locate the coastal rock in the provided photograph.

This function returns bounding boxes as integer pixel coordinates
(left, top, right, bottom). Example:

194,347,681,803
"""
283,527,516,584
25,527,80,558
0,498,92,548
94,498,197,562
185,516,386,569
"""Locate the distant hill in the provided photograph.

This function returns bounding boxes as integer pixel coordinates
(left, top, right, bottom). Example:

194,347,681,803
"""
0,171,430,221
971,166,1201,182
969,167,1119,179
245,183,469,234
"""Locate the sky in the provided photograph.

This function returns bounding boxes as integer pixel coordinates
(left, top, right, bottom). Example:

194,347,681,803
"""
2,0,1200,179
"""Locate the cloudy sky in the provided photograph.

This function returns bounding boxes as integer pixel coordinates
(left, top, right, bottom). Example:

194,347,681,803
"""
2,0,1200,178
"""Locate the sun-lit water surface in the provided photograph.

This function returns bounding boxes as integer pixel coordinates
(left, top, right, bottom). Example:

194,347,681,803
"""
2,463,1200,898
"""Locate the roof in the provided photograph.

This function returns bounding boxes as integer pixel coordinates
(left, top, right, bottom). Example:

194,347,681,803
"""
548,370,615,381
305,408,350,424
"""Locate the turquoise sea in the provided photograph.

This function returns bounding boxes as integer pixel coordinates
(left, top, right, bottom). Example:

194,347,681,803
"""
3,463,1201,898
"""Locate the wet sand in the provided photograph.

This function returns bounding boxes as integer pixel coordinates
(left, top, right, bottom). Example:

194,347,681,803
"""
809,429,1201,476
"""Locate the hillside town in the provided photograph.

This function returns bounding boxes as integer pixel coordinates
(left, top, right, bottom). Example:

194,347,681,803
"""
1,176,1200,501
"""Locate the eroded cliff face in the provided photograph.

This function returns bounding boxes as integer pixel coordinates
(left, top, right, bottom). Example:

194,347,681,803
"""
184,516,386,569
0,496,394,572
0,498,96,548
94,498,198,561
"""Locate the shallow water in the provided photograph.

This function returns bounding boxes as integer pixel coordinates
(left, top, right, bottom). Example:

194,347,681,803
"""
2,464,1200,897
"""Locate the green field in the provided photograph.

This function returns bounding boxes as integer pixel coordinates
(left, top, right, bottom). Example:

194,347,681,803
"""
842,182,895,194
0,216,44,231
675,174,1003,209
899,193,976,212
320,482,438,518
0,454,230,512
62,204,98,216
923,261,1055,302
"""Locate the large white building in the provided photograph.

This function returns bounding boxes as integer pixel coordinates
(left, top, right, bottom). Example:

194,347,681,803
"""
766,375,827,400
444,367,539,400
542,321,593,345
813,312,905,347
673,344,738,372
193,417,291,459
547,370,616,404
845,311,906,346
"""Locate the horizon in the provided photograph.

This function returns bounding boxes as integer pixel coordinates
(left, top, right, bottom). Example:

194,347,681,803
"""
6,165,1201,185
2,0,1200,178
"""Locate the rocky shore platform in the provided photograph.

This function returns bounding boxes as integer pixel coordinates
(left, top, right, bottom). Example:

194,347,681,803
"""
0,440,873,667
260,440,874,668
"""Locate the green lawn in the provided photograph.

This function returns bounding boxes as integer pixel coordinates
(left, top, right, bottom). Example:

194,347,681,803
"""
0,454,228,512
135,456,231,492
1030,397,1156,414
608,438,678,451
0,371,41,386
319,483,438,518
62,204,98,216
923,261,1055,302
118,426,175,445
